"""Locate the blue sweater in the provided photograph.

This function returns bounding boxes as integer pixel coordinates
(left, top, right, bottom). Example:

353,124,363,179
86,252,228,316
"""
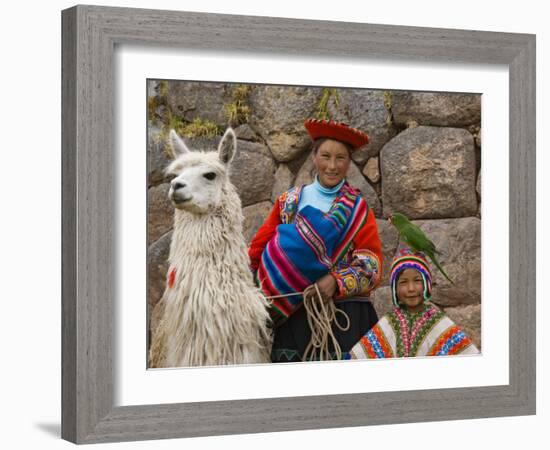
298,177,345,213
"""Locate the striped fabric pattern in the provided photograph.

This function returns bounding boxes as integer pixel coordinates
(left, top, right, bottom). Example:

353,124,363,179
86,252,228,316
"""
389,249,433,307
428,326,473,356
346,305,479,359
257,186,366,325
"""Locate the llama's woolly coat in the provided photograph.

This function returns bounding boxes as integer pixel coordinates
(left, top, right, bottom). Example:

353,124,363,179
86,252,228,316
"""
149,147,272,368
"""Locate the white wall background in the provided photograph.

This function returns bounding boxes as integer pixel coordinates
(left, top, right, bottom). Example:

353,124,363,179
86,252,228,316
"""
0,1,546,448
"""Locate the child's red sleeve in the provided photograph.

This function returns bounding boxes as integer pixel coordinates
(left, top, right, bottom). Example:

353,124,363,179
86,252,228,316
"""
248,199,282,272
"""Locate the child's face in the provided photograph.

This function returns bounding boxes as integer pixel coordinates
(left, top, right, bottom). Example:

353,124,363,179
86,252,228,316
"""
396,268,425,312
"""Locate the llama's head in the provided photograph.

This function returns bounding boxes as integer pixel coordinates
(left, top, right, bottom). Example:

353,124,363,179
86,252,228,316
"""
165,128,237,214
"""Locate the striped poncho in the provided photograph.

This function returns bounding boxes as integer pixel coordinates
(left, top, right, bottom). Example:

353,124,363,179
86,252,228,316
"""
345,304,479,358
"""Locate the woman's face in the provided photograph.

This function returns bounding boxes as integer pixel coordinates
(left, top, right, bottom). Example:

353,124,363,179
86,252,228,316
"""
312,139,351,188
396,268,425,312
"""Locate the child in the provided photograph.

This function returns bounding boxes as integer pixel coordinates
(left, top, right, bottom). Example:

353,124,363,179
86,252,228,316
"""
345,248,479,359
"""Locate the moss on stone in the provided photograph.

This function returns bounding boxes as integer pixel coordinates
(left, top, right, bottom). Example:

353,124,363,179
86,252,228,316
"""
383,90,393,110
316,88,339,120
148,80,170,125
179,117,221,138
167,112,186,136
158,80,169,98
224,85,251,126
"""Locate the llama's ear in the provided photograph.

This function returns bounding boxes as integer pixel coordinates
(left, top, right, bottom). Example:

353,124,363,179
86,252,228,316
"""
168,129,191,159
218,127,237,165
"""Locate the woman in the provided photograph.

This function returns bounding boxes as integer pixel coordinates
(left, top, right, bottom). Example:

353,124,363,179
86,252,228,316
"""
248,119,383,362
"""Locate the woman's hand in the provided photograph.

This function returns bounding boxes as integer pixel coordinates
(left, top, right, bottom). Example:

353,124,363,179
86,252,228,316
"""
303,274,337,304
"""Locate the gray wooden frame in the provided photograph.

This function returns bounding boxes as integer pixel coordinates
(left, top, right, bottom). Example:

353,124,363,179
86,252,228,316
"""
62,4,536,444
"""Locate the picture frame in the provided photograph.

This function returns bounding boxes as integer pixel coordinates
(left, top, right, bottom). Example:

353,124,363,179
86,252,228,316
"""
61,4,536,444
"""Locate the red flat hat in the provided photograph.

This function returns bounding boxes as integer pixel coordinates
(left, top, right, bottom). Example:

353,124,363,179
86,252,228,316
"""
304,118,369,150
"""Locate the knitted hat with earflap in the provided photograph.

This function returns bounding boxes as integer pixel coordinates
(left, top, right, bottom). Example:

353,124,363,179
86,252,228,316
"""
390,248,433,308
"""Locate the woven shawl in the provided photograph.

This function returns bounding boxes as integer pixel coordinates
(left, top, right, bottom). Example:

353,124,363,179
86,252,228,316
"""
257,186,367,325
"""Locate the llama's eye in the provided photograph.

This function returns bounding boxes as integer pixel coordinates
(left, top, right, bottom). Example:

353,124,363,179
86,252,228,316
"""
203,172,217,180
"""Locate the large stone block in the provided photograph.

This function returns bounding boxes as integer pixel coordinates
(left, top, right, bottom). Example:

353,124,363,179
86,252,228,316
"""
147,124,172,187
230,140,276,207
147,79,159,98
248,86,321,162
381,126,477,219
271,164,295,203
363,157,380,183
328,89,397,163
375,218,400,286
443,303,481,350
346,163,382,217
234,124,262,142
147,183,173,245
166,81,230,126
392,91,481,127
293,153,316,187
412,217,481,307
243,201,274,245
147,231,172,308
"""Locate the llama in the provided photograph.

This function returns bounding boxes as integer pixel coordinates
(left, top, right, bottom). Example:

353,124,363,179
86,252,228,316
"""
149,128,272,367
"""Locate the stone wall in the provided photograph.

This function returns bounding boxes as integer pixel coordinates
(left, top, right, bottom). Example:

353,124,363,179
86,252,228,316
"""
147,81,482,349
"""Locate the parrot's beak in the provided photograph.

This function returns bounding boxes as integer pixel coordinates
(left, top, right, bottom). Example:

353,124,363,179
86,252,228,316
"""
388,216,392,224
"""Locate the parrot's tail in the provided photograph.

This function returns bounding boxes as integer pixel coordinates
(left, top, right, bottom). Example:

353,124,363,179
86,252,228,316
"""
430,255,454,284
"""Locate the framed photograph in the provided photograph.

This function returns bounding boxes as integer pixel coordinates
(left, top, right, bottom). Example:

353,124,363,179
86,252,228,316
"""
62,5,535,444
145,79,483,369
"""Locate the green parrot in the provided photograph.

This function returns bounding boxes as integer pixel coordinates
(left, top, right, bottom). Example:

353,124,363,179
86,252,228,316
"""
388,212,454,284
